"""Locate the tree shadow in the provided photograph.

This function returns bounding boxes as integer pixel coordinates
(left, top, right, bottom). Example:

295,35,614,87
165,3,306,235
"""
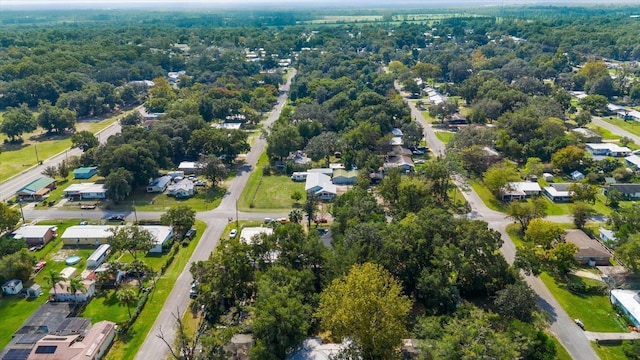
29,131,73,142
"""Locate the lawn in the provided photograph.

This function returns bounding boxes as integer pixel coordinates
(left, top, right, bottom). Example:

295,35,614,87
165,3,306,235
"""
434,131,455,144
603,117,640,137
470,179,508,212
104,220,206,360
540,272,628,333
548,332,573,360
0,108,127,183
109,186,225,212
592,341,635,360
0,219,95,349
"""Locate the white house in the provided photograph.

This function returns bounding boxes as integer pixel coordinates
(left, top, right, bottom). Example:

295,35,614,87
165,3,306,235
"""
146,175,172,193
290,172,308,182
544,183,574,202
167,179,196,198
305,173,337,201
142,225,174,253
177,161,202,175
87,244,111,269
542,173,554,182
50,279,95,302
599,228,617,245
2,279,23,295
585,143,631,157
610,289,640,328
502,182,542,201
61,225,173,252
64,183,107,200
625,155,640,170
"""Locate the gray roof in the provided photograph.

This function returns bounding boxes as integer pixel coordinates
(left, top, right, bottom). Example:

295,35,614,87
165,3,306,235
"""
607,183,640,194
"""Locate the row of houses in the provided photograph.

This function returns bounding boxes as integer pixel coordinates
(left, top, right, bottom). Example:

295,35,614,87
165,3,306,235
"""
502,181,640,202
15,167,100,202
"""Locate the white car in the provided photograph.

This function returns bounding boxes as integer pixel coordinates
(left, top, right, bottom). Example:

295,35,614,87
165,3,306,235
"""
229,229,238,238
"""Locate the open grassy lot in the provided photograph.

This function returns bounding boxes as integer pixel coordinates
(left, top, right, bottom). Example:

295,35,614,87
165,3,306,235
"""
0,219,94,349
434,131,455,145
238,152,306,212
0,108,130,183
539,273,628,333
592,340,635,360
103,220,206,360
470,179,508,212
109,186,225,212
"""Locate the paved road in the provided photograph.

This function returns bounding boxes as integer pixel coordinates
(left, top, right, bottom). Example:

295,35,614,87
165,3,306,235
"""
399,89,599,360
592,116,640,145
0,114,125,201
132,69,296,360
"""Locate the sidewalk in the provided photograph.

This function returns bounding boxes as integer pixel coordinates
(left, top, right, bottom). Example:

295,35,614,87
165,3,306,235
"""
584,331,640,341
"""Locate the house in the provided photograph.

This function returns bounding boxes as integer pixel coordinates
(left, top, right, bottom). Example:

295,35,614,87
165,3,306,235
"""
305,173,337,201
50,279,96,302
59,267,77,279
570,170,585,181
64,183,107,200
27,284,42,298
389,145,412,157
604,177,617,185
332,169,359,185
502,182,542,201
87,244,111,269
177,161,202,175
571,128,602,143
16,177,57,201
599,228,617,246
389,136,404,146
564,229,612,266
27,320,116,360
212,122,243,130
585,143,631,157
166,170,185,179
604,183,640,199
542,173,554,182
610,290,640,328
391,128,403,137
625,155,640,170
2,279,23,295
72,166,98,179
287,338,349,360
447,113,468,125
543,183,574,202
146,175,172,193
290,172,308,182
308,168,334,177
384,155,415,173
167,179,196,198
13,225,57,246
61,225,173,252
287,150,311,165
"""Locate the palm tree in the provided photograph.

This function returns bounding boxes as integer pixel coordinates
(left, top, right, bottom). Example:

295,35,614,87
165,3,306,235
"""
289,209,303,223
116,288,137,318
45,269,64,297
68,278,86,303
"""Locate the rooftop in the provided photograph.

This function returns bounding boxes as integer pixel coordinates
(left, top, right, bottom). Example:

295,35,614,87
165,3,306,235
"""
239,227,273,245
13,226,56,240
17,177,55,195
611,290,640,326
64,183,106,194
72,167,97,175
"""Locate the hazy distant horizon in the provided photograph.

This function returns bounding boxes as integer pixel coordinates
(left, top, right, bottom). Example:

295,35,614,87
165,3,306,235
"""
3,0,638,11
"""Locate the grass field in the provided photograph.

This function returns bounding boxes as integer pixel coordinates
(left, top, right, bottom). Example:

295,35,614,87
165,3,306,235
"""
540,273,628,333
434,131,455,144
603,117,640,137
104,220,206,360
470,179,508,212
109,186,225,212
592,341,634,360
0,108,130,183
548,332,573,360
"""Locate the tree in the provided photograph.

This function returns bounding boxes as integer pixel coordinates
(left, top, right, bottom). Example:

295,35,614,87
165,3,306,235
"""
303,193,319,228
570,201,595,229
317,262,412,360
574,112,592,127
0,105,37,142
289,209,303,223
266,124,303,160
483,162,519,199
569,183,598,204
524,157,544,177
551,146,587,174
620,136,634,147
507,198,548,233
401,121,423,148
58,160,69,179
606,188,623,209
524,219,564,250
412,62,441,82
116,287,137,318
41,166,58,178
428,101,458,122
108,225,154,259
492,280,537,322
45,269,64,297
71,130,99,151
105,168,132,202
578,94,608,114
290,190,302,204
68,277,86,303
616,235,640,273
0,202,21,233
197,154,228,189
304,132,339,165
548,242,579,275
37,102,76,133
158,309,208,360
161,205,197,240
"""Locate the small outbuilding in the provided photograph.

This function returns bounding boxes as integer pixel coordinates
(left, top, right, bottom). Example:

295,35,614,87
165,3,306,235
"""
2,279,23,295
73,166,98,179
27,284,42,298
146,175,172,193
570,170,585,181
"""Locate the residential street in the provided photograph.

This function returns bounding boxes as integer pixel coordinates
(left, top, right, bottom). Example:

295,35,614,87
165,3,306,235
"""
402,92,600,360
592,116,640,145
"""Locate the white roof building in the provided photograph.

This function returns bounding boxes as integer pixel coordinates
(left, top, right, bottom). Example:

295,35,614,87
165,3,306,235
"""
305,173,337,200
239,227,274,245
611,289,640,328
626,155,640,169
288,338,349,360
13,225,56,240
61,225,173,253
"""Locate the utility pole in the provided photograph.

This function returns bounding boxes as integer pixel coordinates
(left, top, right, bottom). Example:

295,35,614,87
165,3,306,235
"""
18,200,26,224
235,198,239,229
34,145,40,165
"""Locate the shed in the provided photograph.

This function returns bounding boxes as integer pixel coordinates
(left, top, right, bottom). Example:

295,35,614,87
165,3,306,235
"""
27,284,42,298
87,244,111,269
570,170,585,181
72,166,98,179
60,267,77,279
599,228,617,245
2,279,23,295
146,175,172,193
542,173,554,182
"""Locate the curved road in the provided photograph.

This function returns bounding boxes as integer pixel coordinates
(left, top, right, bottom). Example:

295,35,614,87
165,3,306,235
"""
403,93,599,360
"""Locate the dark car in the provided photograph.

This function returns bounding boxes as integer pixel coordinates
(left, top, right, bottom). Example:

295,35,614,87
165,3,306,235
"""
108,215,125,222
184,229,196,239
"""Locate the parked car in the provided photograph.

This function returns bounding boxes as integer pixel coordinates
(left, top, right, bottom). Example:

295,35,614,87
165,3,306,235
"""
184,229,196,239
314,217,328,223
229,229,238,238
264,217,273,223
195,181,207,187
574,319,585,330
189,283,198,299
277,217,290,224
34,261,47,273
79,221,88,225
108,214,125,222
